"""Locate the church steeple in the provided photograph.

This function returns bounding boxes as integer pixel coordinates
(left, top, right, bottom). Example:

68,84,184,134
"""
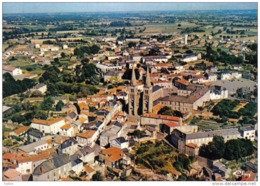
131,67,137,86
145,68,151,88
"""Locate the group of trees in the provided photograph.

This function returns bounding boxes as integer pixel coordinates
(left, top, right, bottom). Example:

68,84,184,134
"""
205,44,244,65
74,45,100,58
39,65,99,97
211,99,240,119
3,73,36,98
181,26,205,34
173,154,194,172
110,21,132,27
158,106,183,118
199,136,254,161
212,99,257,122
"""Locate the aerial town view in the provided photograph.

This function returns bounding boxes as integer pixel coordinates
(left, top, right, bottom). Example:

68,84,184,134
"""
2,2,258,183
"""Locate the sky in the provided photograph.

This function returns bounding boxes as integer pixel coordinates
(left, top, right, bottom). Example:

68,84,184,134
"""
3,2,258,14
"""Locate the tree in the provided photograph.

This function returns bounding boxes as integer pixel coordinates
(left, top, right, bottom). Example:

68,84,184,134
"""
128,42,136,48
56,100,65,111
178,24,182,27
199,136,225,160
41,96,54,110
92,171,103,181
61,52,66,58
224,138,253,161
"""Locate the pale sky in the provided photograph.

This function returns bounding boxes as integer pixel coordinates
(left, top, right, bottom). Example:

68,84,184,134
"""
3,2,258,14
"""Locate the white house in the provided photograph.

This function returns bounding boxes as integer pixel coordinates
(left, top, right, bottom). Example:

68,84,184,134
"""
16,153,51,174
62,45,68,50
30,118,66,135
221,72,242,80
210,86,228,100
3,65,23,76
239,126,256,141
19,140,49,155
110,137,129,149
181,54,198,63
60,124,75,137
59,138,78,156
132,55,142,62
35,44,41,49
76,130,96,146
30,83,47,94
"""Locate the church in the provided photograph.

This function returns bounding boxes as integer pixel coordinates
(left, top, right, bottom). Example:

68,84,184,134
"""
128,68,166,116
128,68,211,116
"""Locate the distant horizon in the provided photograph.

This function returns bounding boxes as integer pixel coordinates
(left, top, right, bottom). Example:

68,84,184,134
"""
3,2,258,14
3,8,258,16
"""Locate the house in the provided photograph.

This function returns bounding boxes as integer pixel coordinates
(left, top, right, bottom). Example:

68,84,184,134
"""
30,118,66,135
3,169,22,181
83,165,96,179
210,86,228,100
104,70,123,82
19,140,50,155
57,138,78,155
79,144,101,163
171,127,247,153
160,121,180,135
3,65,23,76
243,161,257,173
100,121,122,147
63,44,68,49
9,126,30,137
110,137,129,149
16,152,53,174
30,83,47,94
241,171,257,181
60,124,75,137
33,154,71,181
220,71,242,80
99,147,126,169
76,130,96,146
180,54,198,62
185,143,199,156
70,153,84,175
28,129,44,142
239,126,256,141
212,161,231,179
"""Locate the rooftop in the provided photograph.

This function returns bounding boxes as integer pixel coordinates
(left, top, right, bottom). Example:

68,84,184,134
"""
32,117,65,126
76,130,96,139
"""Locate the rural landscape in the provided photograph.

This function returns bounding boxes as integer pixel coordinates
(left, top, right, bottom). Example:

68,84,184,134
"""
2,2,258,182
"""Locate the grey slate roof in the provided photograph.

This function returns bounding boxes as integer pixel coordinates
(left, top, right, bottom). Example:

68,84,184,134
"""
19,140,47,153
185,128,240,140
60,138,78,150
28,129,43,139
33,154,71,175
70,153,82,167
152,85,161,92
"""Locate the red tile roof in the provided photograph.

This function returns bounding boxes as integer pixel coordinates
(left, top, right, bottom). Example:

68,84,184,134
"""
84,165,95,173
4,169,21,178
143,113,180,122
241,171,256,181
186,143,198,149
76,130,96,139
102,147,125,162
13,126,30,135
164,122,179,127
32,117,64,126
3,153,17,160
